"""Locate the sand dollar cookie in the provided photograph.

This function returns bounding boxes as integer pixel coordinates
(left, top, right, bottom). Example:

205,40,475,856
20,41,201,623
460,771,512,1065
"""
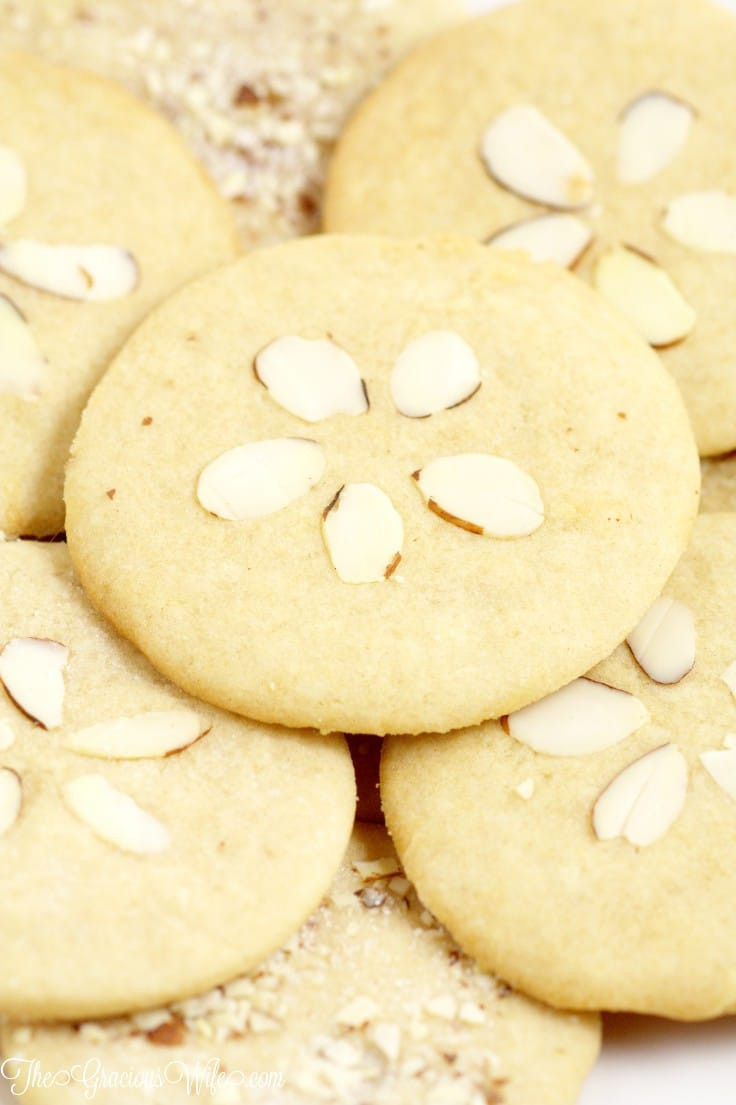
383,513,736,1019
0,541,354,1021
0,49,240,536
64,235,698,735
0,825,600,1105
324,0,736,456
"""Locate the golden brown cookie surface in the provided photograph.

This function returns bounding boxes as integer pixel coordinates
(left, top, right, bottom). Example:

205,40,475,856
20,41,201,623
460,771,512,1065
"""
65,234,698,735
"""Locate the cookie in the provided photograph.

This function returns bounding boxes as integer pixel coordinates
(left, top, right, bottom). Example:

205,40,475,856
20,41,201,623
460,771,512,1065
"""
0,541,354,1021
324,0,736,456
64,234,698,736
0,49,240,536
700,454,736,512
0,825,600,1105
0,0,464,248
382,513,736,1019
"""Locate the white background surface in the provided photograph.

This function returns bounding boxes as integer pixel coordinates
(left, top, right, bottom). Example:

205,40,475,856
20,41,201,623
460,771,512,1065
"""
1,0,735,1102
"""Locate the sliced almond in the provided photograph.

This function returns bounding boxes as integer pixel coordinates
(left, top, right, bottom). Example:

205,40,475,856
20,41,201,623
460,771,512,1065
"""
504,677,649,756
486,213,593,268
593,245,696,347
626,596,695,684
700,748,736,803
0,240,139,301
62,774,170,855
390,331,480,418
480,105,595,209
0,146,27,225
661,191,736,254
412,454,543,538
593,743,688,847
0,294,45,399
254,336,368,422
0,719,15,751
617,92,694,184
197,437,325,521
63,709,207,760
0,637,68,730
322,483,403,583
0,767,22,837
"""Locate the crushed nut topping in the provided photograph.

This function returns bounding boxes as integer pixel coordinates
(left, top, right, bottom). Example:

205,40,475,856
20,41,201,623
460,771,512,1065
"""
1,0,463,247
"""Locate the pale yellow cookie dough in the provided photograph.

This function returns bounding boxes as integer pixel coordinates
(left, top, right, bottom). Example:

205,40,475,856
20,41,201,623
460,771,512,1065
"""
0,826,600,1105
0,50,240,536
0,542,354,1021
64,234,699,736
324,0,736,456
383,514,736,1019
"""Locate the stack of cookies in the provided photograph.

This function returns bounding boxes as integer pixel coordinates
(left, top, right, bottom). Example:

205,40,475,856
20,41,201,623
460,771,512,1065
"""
1,0,735,1101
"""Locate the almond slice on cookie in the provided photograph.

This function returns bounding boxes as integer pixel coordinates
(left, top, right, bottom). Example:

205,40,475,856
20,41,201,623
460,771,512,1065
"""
412,453,544,538
0,294,45,399
626,596,695,684
487,213,593,268
617,92,694,184
0,240,139,301
197,438,325,521
62,774,171,855
0,637,68,730
254,336,369,422
481,105,595,209
593,743,688,847
322,483,403,583
593,245,696,348
661,191,736,253
390,331,480,417
504,677,649,756
63,710,208,760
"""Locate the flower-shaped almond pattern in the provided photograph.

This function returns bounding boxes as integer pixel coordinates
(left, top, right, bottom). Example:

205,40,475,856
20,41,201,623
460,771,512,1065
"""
64,234,699,735
323,0,736,455
197,331,545,583
500,591,700,848
382,514,736,1017
480,98,713,347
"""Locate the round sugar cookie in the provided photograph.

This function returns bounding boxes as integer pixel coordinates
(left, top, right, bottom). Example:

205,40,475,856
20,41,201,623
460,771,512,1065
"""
64,234,699,736
324,0,736,456
0,541,354,1021
382,513,736,1019
0,49,240,536
1,825,600,1105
